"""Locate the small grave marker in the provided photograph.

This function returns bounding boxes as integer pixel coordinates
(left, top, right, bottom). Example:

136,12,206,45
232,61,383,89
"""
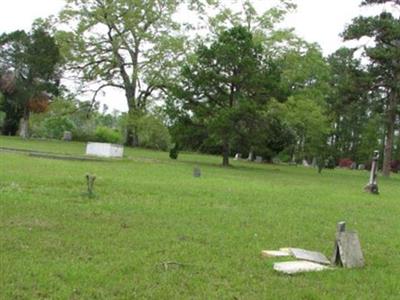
193,167,201,178
86,174,96,197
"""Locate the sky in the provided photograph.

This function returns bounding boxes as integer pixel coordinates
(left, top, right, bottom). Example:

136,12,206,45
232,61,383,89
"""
0,0,386,112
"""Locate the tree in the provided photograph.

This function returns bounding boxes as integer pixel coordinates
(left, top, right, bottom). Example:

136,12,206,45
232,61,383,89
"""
0,27,61,137
58,0,186,146
343,0,400,176
173,26,266,166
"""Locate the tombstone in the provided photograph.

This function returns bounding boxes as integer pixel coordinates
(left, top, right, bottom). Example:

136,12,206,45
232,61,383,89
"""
255,156,263,163
234,153,242,160
358,164,366,170
350,162,357,170
364,150,379,194
193,167,201,178
331,221,365,268
311,157,317,168
302,159,310,167
86,142,124,158
247,151,254,161
273,261,329,275
63,131,72,141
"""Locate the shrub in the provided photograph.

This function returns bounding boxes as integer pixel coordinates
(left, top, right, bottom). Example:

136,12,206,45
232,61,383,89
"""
391,160,400,173
325,156,336,169
137,115,171,151
95,126,122,144
339,158,353,168
169,144,179,160
31,115,75,139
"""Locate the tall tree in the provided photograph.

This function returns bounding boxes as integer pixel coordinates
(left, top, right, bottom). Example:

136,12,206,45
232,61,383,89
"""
173,26,266,166
343,0,400,176
0,27,61,137
58,0,186,146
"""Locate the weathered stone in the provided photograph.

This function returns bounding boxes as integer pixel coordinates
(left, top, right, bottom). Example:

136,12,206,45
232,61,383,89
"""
234,153,242,160
332,231,364,268
302,159,310,167
290,248,331,265
358,164,366,170
63,131,72,141
193,167,201,178
365,150,379,194
255,156,263,163
351,162,357,170
273,261,330,275
261,249,291,258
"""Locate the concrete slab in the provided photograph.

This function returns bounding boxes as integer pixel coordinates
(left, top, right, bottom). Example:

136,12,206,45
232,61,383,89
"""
290,248,331,265
261,250,291,257
273,261,330,274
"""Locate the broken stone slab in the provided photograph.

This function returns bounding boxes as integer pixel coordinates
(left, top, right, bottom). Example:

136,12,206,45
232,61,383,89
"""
261,249,292,258
290,248,331,265
273,261,330,275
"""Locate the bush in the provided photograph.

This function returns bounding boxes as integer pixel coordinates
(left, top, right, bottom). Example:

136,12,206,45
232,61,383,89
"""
339,158,353,168
30,115,75,139
95,126,122,144
169,144,179,159
137,115,171,151
391,160,400,173
325,156,336,169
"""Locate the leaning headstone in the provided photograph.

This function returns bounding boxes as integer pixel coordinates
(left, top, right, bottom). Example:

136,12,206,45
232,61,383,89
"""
351,162,357,170
273,261,329,275
63,131,72,141
358,164,365,170
364,150,379,194
193,167,201,178
331,221,365,268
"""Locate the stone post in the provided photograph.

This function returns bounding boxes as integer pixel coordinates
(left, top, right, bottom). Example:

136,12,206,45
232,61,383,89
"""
364,150,379,194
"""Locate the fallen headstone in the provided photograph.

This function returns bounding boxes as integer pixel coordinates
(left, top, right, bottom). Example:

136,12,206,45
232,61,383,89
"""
273,261,330,275
290,248,331,265
261,249,291,258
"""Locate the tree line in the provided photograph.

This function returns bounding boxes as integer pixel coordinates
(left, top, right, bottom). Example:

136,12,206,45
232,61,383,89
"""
0,0,399,175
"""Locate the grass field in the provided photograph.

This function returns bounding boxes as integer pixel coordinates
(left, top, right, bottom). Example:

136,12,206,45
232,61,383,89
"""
1,136,400,299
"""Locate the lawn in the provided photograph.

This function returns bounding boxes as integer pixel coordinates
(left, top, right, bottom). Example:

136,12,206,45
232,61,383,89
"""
1,136,399,299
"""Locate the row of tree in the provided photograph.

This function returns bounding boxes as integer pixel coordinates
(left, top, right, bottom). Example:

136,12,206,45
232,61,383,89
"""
0,0,399,175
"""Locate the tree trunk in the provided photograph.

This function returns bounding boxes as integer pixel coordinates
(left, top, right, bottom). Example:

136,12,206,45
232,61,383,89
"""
125,95,140,147
382,93,397,177
222,138,230,167
19,108,29,139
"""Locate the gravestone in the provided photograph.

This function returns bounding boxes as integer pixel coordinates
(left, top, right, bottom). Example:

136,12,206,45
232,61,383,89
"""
364,150,379,194
247,151,254,161
86,174,96,197
302,159,310,167
193,167,201,178
311,157,317,168
273,261,329,275
63,131,72,141
358,164,365,170
86,142,124,158
331,221,365,268
351,162,357,170
290,248,330,265
272,157,281,164
234,153,242,160
255,156,263,163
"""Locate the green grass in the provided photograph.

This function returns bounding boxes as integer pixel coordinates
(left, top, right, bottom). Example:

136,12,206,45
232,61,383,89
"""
1,136,399,299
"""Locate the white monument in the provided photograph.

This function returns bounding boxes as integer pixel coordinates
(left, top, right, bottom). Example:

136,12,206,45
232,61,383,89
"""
86,142,124,158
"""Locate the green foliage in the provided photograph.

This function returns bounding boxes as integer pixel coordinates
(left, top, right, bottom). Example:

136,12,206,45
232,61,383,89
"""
136,115,171,151
94,126,122,144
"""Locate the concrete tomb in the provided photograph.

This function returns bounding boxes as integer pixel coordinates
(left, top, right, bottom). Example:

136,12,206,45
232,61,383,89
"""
86,142,124,158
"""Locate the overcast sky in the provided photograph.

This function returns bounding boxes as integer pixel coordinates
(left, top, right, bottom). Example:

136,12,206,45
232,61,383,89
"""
0,0,384,112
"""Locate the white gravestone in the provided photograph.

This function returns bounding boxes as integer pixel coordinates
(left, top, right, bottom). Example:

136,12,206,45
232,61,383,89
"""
86,142,124,158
